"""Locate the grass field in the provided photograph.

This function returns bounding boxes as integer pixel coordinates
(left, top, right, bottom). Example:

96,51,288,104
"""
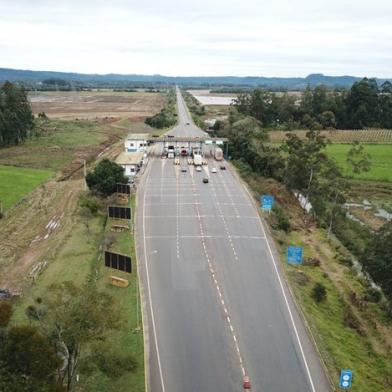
11,193,144,392
0,164,53,210
0,119,121,171
326,144,392,182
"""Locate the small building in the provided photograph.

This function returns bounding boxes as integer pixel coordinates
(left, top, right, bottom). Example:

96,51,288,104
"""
124,133,149,152
115,152,144,177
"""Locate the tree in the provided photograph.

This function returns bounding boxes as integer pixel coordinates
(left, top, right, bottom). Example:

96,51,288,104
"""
361,223,392,304
0,81,35,146
0,326,63,391
86,158,127,196
26,282,122,391
345,78,380,128
346,141,371,175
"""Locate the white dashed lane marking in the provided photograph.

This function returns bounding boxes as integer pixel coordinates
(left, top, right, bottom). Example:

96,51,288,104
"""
189,166,247,381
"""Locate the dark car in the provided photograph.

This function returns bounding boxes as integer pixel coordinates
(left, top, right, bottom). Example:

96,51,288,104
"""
203,177,209,183
220,165,226,170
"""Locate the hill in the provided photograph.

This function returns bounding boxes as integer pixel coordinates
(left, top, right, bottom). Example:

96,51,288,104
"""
0,67,391,90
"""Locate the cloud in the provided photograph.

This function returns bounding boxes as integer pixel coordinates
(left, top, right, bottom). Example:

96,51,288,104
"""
0,0,391,77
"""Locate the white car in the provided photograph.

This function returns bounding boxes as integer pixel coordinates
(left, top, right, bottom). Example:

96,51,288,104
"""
211,168,217,173
196,166,202,172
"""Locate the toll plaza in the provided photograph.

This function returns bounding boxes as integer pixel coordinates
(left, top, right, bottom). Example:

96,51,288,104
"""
147,135,228,158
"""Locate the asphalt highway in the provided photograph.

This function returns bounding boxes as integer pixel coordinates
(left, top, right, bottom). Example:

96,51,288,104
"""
136,88,331,392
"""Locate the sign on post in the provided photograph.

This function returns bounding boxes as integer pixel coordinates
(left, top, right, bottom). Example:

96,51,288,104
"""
108,206,131,220
116,183,131,195
339,369,353,389
261,195,274,211
287,246,303,264
104,251,132,273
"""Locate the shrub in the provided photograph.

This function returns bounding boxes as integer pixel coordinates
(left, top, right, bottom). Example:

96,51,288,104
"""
272,204,291,233
79,195,100,214
363,287,382,303
311,282,327,302
0,301,12,327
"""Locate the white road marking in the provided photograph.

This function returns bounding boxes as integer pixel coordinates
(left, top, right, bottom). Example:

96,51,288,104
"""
189,165,248,383
144,215,259,219
145,235,265,239
242,175,317,392
143,165,166,392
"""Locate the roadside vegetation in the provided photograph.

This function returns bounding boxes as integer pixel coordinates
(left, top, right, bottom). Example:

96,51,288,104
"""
181,89,206,128
144,88,177,129
3,164,143,392
211,84,392,390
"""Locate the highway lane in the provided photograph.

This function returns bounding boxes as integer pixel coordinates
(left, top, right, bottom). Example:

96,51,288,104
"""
139,159,242,392
136,89,331,391
166,87,208,138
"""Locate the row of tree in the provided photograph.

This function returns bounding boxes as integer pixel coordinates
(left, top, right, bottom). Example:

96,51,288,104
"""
234,78,392,130
145,89,177,129
0,81,35,147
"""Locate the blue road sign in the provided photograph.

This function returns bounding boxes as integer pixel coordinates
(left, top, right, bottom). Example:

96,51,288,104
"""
339,369,353,389
261,195,274,211
287,246,303,264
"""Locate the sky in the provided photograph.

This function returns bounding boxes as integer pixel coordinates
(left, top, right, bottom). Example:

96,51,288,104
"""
0,0,391,77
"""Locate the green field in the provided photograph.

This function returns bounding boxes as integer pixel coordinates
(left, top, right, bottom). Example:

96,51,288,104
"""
326,144,392,182
0,164,53,210
11,193,144,391
0,119,125,171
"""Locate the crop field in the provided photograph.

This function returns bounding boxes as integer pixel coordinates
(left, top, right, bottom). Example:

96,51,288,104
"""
0,164,53,210
326,144,392,182
269,129,392,144
28,90,165,120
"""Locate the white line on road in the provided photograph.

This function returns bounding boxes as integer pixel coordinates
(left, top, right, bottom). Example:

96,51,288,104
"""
242,177,317,392
143,169,166,392
145,235,265,239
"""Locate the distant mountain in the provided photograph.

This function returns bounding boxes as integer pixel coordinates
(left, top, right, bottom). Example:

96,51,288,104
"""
0,67,390,90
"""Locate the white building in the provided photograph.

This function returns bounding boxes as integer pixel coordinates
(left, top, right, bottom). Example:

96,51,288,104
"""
124,133,149,152
115,152,144,177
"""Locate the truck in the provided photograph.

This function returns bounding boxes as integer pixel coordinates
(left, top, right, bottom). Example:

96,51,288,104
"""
214,147,223,161
193,153,202,166
167,145,175,159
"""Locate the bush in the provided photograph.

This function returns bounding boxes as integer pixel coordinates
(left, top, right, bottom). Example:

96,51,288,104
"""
272,204,291,233
0,301,12,327
363,287,382,303
79,195,100,214
311,282,327,302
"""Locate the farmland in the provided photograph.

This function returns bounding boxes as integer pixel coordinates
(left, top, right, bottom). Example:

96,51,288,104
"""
0,165,53,210
29,90,165,120
269,129,392,144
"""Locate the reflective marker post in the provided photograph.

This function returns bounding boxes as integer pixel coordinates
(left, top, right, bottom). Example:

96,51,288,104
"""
339,369,353,389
